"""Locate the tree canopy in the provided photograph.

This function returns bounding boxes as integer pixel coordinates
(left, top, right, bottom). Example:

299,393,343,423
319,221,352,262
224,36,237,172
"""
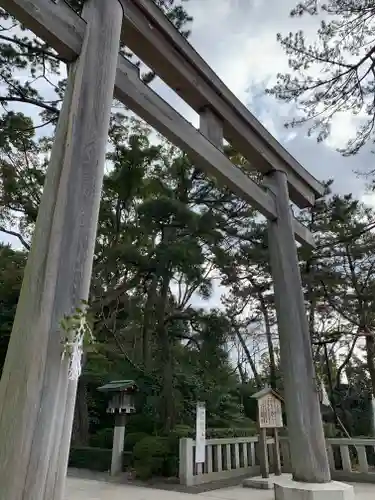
0,0,375,480
267,1,375,156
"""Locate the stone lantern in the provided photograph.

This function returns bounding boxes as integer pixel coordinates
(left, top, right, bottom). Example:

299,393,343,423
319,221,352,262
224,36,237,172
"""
98,379,138,476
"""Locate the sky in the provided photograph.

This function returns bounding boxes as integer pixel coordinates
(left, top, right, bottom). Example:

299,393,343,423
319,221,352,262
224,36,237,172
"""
150,0,375,205
2,0,375,257
1,0,370,367
148,0,375,312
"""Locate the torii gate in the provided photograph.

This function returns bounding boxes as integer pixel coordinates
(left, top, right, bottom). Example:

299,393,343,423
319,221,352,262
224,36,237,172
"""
0,1,352,499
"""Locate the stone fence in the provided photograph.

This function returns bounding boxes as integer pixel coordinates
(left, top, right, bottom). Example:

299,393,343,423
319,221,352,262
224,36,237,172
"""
179,436,375,486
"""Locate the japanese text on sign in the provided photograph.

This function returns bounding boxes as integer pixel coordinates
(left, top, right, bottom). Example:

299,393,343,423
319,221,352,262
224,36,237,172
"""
195,401,206,463
258,394,283,428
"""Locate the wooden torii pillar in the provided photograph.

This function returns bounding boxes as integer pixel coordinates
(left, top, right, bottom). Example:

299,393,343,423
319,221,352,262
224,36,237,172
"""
200,107,330,485
0,1,354,500
0,1,122,498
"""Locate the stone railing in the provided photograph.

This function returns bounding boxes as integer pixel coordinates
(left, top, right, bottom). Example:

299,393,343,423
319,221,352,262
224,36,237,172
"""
179,436,259,486
325,438,375,483
179,436,375,486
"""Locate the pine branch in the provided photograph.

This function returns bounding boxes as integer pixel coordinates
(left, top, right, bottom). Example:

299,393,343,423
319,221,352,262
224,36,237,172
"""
0,96,59,115
0,227,30,250
0,34,61,61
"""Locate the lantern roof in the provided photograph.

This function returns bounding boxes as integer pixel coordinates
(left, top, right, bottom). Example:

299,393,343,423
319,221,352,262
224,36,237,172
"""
97,379,138,393
251,387,284,402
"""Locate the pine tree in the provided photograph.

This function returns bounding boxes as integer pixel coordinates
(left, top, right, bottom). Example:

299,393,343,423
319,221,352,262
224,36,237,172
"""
267,1,375,155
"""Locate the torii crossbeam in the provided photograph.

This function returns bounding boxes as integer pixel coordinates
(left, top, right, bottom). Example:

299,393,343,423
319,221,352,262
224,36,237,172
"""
0,1,332,499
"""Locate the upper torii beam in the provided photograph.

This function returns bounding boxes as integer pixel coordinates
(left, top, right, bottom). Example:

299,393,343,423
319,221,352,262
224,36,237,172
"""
0,1,335,499
0,0,318,248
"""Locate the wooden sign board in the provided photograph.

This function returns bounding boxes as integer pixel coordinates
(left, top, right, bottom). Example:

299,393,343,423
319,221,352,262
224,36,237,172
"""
195,401,206,464
256,392,283,429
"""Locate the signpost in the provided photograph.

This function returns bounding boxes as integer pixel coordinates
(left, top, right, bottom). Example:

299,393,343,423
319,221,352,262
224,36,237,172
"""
257,391,283,429
252,388,284,478
195,401,206,473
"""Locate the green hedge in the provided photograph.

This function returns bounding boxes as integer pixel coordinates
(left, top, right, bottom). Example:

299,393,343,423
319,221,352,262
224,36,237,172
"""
72,426,257,477
124,432,149,452
130,427,258,480
133,436,177,480
69,446,131,472
89,428,113,449
206,427,257,438
167,425,257,440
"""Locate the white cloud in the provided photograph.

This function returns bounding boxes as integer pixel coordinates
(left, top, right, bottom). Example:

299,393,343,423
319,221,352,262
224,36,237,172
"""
170,0,373,199
2,0,374,250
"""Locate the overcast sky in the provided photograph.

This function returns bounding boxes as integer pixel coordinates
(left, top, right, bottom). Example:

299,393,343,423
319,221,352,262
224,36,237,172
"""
151,0,375,206
3,0,375,246
152,0,375,310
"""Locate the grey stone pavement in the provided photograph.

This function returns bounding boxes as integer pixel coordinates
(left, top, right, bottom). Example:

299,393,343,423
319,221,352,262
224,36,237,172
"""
65,477,375,500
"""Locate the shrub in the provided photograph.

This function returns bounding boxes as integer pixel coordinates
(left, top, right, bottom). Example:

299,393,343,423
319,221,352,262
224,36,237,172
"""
133,436,172,480
69,446,131,472
129,426,258,480
324,423,337,438
124,432,149,452
206,426,257,438
172,424,193,437
69,447,112,472
89,428,113,448
126,414,155,435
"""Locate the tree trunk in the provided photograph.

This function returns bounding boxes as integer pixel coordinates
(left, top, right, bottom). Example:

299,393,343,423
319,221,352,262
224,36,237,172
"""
71,377,90,447
366,334,375,399
156,270,175,433
142,275,157,371
259,295,277,389
236,329,262,389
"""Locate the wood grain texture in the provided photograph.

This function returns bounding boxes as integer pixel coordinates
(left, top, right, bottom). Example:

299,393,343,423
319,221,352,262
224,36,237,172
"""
0,0,84,61
0,1,122,499
199,107,224,152
120,0,323,208
179,438,194,486
356,446,368,474
216,444,222,472
225,443,231,470
273,428,282,476
259,428,269,479
114,58,314,248
0,0,323,208
267,170,330,483
0,0,315,248
47,379,78,500
207,445,213,473
340,445,352,473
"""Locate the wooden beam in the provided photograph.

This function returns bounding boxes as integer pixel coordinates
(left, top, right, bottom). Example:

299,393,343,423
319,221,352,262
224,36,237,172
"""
0,0,315,248
199,107,224,152
114,58,315,249
114,57,274,220
293,218,315,248
0,0,84,61
120,0,325,208
0,0,324,208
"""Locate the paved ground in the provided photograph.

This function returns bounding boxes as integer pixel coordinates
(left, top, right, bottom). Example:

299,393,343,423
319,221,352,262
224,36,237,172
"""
65,477,375,500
